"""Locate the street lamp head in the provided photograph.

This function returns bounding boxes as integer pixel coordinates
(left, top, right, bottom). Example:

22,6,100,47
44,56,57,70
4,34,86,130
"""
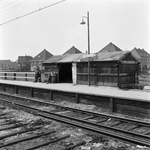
80,19,86,25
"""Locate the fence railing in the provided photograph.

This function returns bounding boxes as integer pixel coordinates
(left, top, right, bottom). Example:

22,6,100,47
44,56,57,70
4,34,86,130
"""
0,72,35,81
0,72,149,86
138,74,150,85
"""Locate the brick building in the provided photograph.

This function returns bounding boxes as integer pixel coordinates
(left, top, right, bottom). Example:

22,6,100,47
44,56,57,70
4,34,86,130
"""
30,49,53,71
0,60,18,71
131,48,150,71
18,55,33,71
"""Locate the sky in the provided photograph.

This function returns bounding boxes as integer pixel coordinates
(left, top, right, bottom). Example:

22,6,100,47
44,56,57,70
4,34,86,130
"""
0,0,150,61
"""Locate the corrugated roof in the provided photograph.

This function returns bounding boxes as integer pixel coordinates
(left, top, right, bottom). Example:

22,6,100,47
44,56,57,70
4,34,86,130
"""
43,51,135,64
43,54,68,64
80,51,130,62
94,51,130,61
58,53,84,63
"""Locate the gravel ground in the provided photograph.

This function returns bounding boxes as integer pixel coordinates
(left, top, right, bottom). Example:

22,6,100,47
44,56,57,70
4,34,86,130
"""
0,100,150,150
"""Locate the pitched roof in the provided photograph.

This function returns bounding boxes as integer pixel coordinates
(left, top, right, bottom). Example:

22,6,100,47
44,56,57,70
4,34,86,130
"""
43,51,138,64
43,55,67,64
58,53,84,63
131,48,150,59
63,46,82,55
43,53,85,64
93,51,130,61
79,51,138,62
98,42,122,53
30,49,53,61
0,60,12,64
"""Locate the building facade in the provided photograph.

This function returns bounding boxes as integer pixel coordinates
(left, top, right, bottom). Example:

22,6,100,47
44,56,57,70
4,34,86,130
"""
0,60,18,71
18,55,33,71
30,49,53,71
131,48,150,71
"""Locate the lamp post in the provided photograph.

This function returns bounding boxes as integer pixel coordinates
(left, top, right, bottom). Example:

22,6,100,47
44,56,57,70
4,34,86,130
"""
80,11,91,86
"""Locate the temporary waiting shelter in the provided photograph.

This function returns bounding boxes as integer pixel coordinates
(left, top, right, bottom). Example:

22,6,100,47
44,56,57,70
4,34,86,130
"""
43,51,140,88
77,51,139,88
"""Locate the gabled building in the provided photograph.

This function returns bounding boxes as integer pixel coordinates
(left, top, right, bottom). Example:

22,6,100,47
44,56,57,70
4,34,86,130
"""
18,55,33,71
63,46,82,55
98,42,122,53
30,49,53,71
0,60,18,71
131,48,150,70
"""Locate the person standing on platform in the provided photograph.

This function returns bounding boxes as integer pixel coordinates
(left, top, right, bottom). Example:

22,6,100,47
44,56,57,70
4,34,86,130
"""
47,70,52,84
34,66,40,83
51,70,56,83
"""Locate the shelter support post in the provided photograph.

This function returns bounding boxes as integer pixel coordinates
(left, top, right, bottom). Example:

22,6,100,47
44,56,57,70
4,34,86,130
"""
72,63,77,85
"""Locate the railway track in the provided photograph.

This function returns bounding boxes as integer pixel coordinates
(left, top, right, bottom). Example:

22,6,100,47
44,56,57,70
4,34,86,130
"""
0,92,150,148
0,106,86,149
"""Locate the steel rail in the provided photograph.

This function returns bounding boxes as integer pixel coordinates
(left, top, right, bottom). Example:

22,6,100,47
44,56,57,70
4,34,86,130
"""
0,92,150,127
0,97,150,147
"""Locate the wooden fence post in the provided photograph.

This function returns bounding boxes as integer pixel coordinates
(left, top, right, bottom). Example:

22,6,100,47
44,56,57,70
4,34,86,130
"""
49,90,53,100
76,93,80,103
25,73,28,81
3,84,6,92
14,73,16,80
4,73,7,80
110,97,116,112
30,87,34,97
15,86,18,94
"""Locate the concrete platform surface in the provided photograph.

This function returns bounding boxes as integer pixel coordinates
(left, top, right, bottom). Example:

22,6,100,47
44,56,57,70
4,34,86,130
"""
0,80,149,102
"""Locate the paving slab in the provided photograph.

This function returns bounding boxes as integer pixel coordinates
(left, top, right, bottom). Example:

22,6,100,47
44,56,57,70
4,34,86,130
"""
0,80,149,102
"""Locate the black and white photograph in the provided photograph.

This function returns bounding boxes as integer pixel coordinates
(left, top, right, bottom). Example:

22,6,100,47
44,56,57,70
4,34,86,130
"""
0,0,150,149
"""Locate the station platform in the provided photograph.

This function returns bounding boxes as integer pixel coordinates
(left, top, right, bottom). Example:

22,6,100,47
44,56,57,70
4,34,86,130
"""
0,79,149,102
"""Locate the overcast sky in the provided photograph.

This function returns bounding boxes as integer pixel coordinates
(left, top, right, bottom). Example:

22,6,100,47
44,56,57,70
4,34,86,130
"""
0,0,149,61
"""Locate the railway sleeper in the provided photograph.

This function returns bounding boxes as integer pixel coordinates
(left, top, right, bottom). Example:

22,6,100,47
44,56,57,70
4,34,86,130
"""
24,134,70,150
0,130,56,148
0,126,42,140
0,122,29,132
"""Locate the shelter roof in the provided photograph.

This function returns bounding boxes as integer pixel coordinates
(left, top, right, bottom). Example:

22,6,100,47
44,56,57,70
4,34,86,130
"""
58,53,84,63
43,51,137,64
98,42,122,53
43,54,68,64
94,51,130,61
80,51,132,62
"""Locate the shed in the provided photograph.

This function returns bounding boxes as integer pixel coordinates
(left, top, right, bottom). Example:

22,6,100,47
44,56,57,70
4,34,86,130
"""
43,51,139,88
77,51,140,88
43,53,84,83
